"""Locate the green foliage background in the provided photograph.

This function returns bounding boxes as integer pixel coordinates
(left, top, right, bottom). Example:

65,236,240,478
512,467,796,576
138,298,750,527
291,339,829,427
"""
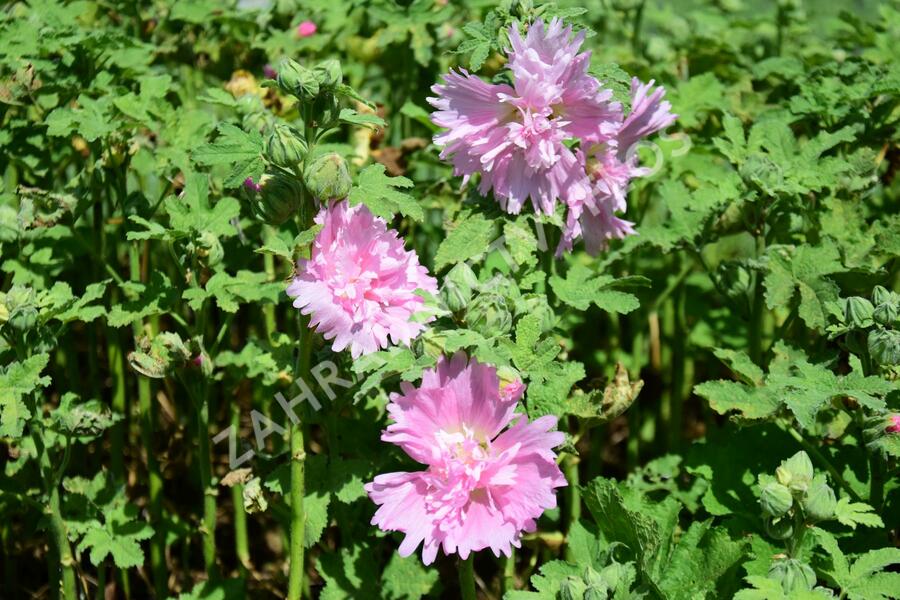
1,0,899,598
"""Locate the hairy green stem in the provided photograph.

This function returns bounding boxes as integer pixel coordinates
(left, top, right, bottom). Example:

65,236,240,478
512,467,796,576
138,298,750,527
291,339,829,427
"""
459,555,477,600
502,548,516,594
129,243,166,596
563,451,581,562
196,388,217,575
231,404,250,575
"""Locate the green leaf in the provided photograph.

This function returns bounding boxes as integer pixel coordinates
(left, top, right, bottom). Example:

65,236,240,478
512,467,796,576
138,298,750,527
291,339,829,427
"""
107,272,178,328
184,270,282,313
434,211,496,271
550,264,646,314
381,553,440,599
338,108,385,128
832,497,884,529
0,353,50,438
193,123,265,188
764,244,844,331
349,163,422,222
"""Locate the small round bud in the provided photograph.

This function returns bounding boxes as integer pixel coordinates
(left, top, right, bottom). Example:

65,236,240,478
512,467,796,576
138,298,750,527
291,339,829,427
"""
465,293,513,336
844,297,874,328
764,515,794,540
760,480,794,517
868,328,900,366
266,124,307,168
303,153,352,202
5,285,37,332
311,91,341,128
249,172,303,226
314,59,342,89
802,477,836,522
776,451,814,494
873,302,899,327
872,285,893,307
768,558,816,594
296,20,317,38
276,59,319,99
440,263,479,313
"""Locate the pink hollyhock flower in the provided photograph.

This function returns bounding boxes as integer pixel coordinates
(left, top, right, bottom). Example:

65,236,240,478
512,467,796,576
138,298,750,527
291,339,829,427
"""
296,20,317,38
561,78,676,255
365,353,566,564
286,200,437,358
429,18,620,216
887,414,900,434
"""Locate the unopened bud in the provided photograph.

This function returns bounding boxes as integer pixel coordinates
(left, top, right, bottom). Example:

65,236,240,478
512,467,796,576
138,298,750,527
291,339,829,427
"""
303,153,352,201
760,480,794,517
276,59,319,99
266,124,307,168
869,328,900,366
250,172,303,226
5,285,37,332
465,293,513,336
844,297,874,328
440,263,479,313
776,451,814,494
768,558,816,594
802,476,836,522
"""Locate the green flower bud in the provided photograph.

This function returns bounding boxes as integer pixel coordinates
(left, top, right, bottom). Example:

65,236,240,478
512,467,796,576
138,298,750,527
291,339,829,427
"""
802,476,836,522
764,515,794,540
872,285,894,308
303,152,352,202
776,451,814,494
250,172,303,226
844,297,875,328
266,124,307,168
314,58,343,90
768,558,816,594
584,587,606,600
5,285,38,332
465,292,513,336
276,58,319,99
440,263,479,313
760,480,794,517
868,328,900,366
873,302,899,327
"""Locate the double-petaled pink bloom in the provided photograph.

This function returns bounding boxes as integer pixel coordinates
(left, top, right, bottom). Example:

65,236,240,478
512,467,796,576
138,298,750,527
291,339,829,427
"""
429,18,676,255
286,200,437,358
365,353,566,564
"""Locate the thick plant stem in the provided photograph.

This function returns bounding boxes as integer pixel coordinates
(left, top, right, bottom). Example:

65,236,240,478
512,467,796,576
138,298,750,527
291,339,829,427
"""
749,230,767,365
196,392,217,575
34,421,76,600
232,404,250,574
563,451,581,562
502,548,516,594
48,486,77,600
869,454,885,509
459,555,477,600
287,195,314,600
129,243,166,596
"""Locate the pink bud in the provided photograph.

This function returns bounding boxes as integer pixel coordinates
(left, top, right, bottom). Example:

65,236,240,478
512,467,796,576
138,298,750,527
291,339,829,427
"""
192,355,204,367
263,64,277,79
297,20,317,38
887,414,900,434
243,177,262,193
500,380,526,403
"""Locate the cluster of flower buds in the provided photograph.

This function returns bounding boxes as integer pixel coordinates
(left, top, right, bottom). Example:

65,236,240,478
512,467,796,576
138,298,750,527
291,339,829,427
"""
829,285,900,372
759,451,839,594
439,266,556,335
238,57,355,227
